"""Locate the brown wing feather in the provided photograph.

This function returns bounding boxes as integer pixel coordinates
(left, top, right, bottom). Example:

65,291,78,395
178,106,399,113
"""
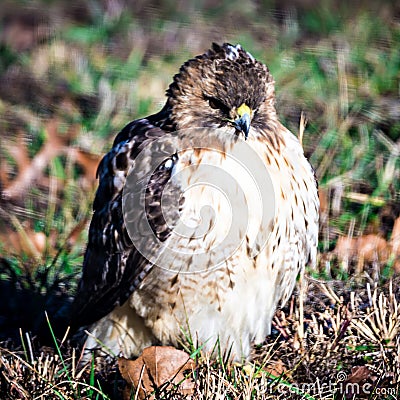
71,114,177,329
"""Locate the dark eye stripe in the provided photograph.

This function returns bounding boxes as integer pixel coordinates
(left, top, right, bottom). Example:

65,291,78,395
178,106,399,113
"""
205,96,230,114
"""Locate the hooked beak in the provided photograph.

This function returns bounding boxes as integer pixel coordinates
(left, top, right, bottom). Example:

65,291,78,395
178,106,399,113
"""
234,103,252,139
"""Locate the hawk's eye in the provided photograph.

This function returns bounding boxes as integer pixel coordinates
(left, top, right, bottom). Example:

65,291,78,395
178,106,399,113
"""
205,96,229,114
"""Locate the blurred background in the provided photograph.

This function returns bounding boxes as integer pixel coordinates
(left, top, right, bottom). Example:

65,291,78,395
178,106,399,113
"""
0,0,399,343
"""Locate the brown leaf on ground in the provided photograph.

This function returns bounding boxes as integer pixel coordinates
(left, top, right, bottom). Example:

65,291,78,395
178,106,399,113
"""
391,217,400,273
1,119,79,200
391,217,400,251
334,234,390,272
65,218,89,249
341,366,372,399
3,119,65,200
263,359,287,379
68,147,101,186
346,365,371,383
118,346,195,400
318,187,329,218
356,235,390,262
0,226,46,259
0,210,53,260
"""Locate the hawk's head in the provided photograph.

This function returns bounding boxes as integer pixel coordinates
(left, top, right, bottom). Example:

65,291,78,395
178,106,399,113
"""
166,43,277,139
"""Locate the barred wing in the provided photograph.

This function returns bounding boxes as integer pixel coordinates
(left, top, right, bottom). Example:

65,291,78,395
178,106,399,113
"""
71,117,179,329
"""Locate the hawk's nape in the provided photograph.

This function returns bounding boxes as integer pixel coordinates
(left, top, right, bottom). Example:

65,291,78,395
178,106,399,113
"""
71,43,319,362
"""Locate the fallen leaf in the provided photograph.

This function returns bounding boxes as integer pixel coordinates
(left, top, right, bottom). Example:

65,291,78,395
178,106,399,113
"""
118,346,195,400
68,147,101,187
65,218,89,249
263,359,287,379
318,187,329,217
391,217,400,252
341,366,371,399
334,234,390,271
2,119,79,200
346,365,371,383
0,213,46,259
390,217,400,273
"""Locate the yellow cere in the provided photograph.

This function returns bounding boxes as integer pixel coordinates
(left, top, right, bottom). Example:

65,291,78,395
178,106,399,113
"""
236,103,252,118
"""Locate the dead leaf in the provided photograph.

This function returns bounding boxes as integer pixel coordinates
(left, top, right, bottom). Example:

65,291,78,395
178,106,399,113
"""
65,218,89,249
118,346,195,400
68,147,101,186
346,365,371,383
2,119,79,200
318,187,329,217
0,212,47,259
263,359,287,379
390,217,400,273
334,234,390,269
0,228,45,259
391,217,400,252
357,235,390,261
341,366,371,399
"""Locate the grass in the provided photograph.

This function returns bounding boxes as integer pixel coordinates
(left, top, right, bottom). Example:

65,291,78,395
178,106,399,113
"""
1,279,399,398
0,0,399,398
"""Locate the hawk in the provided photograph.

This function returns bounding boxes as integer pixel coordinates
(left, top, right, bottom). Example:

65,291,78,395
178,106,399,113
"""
71,43,319,361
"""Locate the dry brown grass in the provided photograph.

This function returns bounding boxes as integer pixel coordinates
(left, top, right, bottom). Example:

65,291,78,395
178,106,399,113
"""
1,276,399,399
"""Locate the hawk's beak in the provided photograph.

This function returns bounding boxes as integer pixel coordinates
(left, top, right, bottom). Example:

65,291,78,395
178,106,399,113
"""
234,104,252,139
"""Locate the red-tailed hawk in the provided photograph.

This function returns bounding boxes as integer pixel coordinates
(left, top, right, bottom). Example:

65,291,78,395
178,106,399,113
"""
71,43,319,361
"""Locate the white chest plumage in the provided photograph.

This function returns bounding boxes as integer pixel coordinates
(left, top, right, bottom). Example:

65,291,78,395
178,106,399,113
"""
85,127,318,361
